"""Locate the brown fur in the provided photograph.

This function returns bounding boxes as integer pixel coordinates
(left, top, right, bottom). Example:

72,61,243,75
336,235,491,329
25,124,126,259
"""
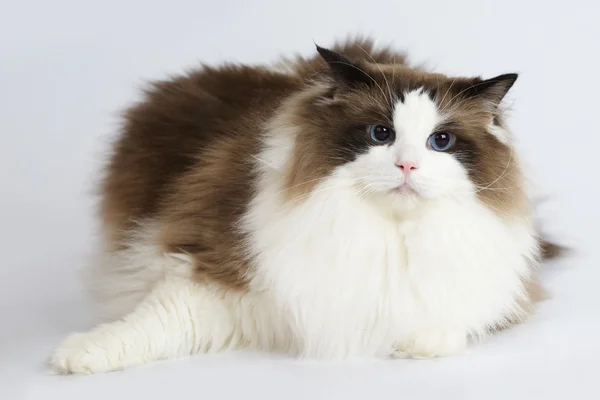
276,35,408,78
100,64,301,285
99,37,413,286
278,61,526,216
99,37,561,290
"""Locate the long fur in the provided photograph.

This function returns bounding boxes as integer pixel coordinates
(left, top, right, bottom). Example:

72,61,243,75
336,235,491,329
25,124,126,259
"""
50,37,562,374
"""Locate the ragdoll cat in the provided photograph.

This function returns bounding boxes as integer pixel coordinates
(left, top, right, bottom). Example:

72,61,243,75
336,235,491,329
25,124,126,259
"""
51,37,561,374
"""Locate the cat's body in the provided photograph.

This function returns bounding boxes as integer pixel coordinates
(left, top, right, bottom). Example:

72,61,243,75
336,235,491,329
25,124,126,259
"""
51,38,559,374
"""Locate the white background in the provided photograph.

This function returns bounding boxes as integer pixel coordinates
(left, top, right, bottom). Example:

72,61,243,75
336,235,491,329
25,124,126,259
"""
1,0,599,398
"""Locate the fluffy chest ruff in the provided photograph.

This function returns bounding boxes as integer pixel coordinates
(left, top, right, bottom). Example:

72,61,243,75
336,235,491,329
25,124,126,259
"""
243,166,540,360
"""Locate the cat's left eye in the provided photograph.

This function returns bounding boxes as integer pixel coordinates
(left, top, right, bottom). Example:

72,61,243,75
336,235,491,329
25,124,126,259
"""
428,132,456,151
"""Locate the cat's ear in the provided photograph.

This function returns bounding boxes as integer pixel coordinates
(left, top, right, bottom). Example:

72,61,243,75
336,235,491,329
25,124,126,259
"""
315,44,371,86
463,73,518,105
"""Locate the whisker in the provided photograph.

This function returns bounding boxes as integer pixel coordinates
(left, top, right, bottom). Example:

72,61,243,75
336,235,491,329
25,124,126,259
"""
276,176,327,195
439,78,457,110
444,79,505,108
391,56,397,106
281,184,341,208
250,154,278,170
473,198,516,219
441,186,518,218
476,149,513,192
279,176,367,209
355,43,394,107
326,60,389,105
416,169,520,190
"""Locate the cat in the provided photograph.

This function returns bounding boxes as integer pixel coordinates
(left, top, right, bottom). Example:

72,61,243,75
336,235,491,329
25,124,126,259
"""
50,37,562,374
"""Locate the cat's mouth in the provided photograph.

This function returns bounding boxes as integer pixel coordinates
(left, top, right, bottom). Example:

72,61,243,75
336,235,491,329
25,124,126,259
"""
392,183,419,196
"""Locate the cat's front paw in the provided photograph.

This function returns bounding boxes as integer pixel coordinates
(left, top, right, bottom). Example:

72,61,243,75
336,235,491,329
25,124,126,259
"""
391,329,467,359
50,330,127,375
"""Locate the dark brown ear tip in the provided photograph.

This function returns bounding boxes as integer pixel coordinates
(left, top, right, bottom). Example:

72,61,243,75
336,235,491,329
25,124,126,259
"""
496,73,519,86
315,44,342,65
505,73,518,83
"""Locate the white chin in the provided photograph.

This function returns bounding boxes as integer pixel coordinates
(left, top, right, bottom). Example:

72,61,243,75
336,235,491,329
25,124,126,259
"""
395,185,418,195
368,189,425,216
394,194,426,214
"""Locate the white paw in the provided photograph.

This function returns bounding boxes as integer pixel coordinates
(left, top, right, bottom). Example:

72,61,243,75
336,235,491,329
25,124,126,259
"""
51,330,127,375
391,329,467,359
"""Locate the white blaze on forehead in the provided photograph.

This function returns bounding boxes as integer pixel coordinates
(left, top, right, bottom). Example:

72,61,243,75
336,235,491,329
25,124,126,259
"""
392,89,443,142
391,89,444,164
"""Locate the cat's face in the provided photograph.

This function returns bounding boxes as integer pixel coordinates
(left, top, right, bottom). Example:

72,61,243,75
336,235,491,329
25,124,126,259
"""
280,46,525,216
347,88,476,211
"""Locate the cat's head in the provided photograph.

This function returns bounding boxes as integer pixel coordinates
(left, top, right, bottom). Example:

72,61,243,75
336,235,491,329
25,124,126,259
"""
274,44,527,217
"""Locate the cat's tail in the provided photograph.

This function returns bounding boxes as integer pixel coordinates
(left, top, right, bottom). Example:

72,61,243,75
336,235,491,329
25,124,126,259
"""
532,195,569,263
540,238,567,262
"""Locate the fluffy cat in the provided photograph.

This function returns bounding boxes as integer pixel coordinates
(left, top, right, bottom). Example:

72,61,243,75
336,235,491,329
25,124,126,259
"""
51,37,561,374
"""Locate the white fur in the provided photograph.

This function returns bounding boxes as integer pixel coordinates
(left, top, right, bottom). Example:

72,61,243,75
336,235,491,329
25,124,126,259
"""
488,119,512,144
53,276,257,374
53,235,291,374
86,221,192,321
243,90,539,359
350,90,475,212
51,90,540,373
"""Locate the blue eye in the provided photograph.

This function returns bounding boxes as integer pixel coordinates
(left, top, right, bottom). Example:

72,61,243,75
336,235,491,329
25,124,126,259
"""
369,125,395,143
428,132,456,151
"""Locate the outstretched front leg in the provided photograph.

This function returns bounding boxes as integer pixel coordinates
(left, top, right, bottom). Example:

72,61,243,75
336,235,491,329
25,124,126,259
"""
51,276,246,374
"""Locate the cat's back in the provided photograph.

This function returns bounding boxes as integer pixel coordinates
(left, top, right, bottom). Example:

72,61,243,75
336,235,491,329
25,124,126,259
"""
100,63,301,243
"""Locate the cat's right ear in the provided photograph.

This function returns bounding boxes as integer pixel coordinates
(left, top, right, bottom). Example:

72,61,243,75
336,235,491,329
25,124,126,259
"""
315,45,371,87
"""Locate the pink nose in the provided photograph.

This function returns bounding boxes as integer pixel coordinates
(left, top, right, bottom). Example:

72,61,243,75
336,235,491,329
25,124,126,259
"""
397,162,418,172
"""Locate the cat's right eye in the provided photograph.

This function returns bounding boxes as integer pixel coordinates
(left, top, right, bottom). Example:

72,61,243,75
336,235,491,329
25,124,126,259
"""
369,125,395,144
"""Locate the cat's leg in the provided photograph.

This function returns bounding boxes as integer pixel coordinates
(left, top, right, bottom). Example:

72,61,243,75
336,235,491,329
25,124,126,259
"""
390,327,468,359
51,276,247,374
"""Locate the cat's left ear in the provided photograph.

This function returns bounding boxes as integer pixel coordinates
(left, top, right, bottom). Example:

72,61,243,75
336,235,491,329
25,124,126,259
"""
316,44,372,86
464,73,518,105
